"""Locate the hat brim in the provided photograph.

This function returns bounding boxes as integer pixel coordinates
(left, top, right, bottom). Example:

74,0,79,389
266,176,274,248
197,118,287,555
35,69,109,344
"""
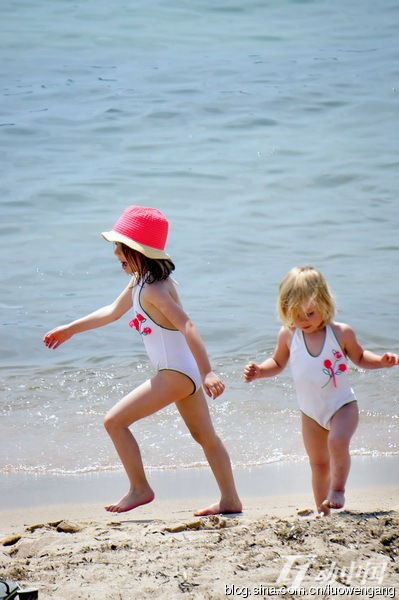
101,230,170,260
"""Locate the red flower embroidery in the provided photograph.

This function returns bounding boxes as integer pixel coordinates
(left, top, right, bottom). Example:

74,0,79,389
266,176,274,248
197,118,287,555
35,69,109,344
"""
129,313,152,336
322,350,347,388
129,318,140,330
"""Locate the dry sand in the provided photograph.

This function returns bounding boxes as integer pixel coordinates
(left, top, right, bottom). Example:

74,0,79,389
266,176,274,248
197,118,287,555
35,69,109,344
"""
1,485,398,600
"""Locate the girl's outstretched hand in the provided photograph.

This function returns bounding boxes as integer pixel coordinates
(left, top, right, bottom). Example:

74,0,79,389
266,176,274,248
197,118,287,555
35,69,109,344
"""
203,371,225,399
380,352,399,367
43,326,72,349
243,362,260,382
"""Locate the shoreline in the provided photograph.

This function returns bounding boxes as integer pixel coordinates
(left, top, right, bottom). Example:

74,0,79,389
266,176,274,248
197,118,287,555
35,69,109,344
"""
1,455,398,511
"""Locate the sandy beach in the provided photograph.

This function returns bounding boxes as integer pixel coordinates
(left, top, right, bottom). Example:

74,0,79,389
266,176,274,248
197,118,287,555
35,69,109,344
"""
1,459,398,600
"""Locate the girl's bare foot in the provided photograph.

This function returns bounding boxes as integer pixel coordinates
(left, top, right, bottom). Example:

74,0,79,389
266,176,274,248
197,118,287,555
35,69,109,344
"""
105,488,155,513
321,489,345,512
194,500,242,517
317,504,331,517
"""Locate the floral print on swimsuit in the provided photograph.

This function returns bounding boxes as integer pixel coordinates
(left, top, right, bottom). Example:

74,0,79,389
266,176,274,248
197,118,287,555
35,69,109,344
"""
129,313,152,336
322,349,347,388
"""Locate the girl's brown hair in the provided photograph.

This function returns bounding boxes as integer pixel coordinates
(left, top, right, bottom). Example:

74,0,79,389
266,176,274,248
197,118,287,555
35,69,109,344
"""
121,244,175,284
277,266,336,327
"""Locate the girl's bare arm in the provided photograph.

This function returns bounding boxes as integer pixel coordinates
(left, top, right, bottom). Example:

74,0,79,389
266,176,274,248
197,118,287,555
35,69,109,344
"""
336,322,399,369
244,327,291,382
43,280,134,349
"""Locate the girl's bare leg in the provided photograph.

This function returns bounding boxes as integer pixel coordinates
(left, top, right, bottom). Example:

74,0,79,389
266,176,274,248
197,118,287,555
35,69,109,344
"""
176,388,242,516
103,371,195,513
322,401,359,511
301,413,330,514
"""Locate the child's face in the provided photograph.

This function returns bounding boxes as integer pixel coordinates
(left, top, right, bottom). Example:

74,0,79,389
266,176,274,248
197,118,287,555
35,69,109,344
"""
293,302,324,333
114,242,134,274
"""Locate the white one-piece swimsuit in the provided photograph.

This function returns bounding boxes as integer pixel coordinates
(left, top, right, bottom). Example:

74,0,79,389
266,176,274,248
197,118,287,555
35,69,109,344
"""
130,279,202,394
289,325,356,430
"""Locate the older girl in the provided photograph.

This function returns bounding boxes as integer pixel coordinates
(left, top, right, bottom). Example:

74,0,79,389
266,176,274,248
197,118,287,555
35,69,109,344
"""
44,205,242,516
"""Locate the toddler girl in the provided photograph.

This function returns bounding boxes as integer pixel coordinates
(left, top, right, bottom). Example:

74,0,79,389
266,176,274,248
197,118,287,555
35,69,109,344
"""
244,266,398,515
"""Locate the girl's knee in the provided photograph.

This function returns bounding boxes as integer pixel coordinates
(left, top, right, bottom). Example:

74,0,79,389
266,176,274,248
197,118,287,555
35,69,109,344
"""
104,398,138,433
103,410,127,434
190,427,219,449
103,411,115,433
189,427,206,445
308,456,329,475
308,452,330,477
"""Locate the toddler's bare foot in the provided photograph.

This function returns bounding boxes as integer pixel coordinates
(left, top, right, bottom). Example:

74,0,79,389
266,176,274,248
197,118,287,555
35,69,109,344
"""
105,488,155,513
317,504,331,517
194,499,242,517
321,489,345,512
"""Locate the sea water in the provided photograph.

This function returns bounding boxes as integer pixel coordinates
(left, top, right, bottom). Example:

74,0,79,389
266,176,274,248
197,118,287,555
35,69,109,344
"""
1,0,398,480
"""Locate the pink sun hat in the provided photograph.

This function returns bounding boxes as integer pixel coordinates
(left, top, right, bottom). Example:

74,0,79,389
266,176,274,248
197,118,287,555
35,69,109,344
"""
101,205,170,260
